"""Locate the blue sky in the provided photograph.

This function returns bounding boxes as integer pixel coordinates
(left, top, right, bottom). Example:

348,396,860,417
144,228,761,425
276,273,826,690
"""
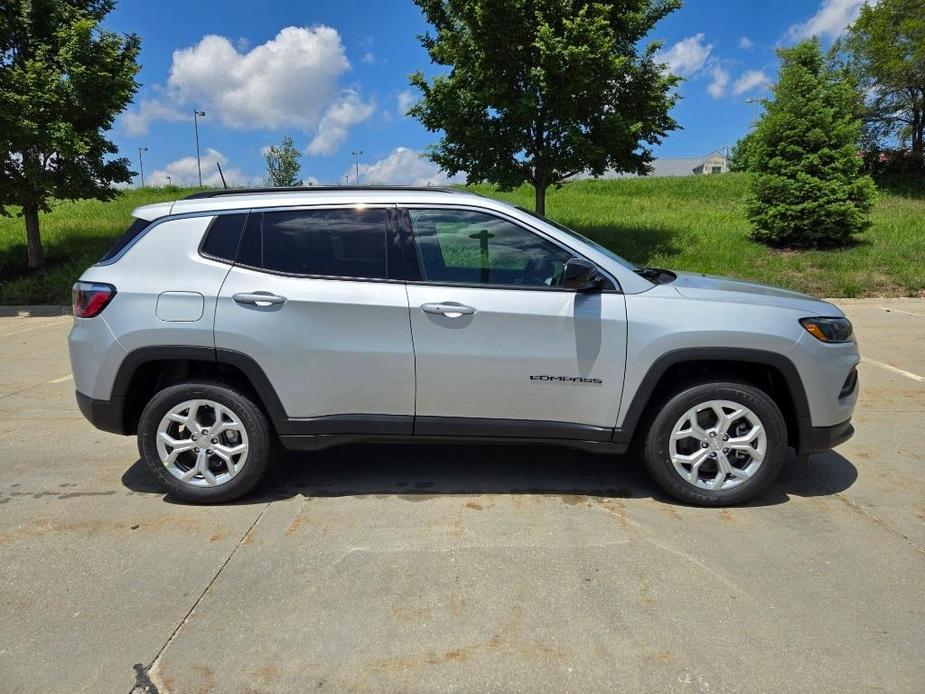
105,0,868,187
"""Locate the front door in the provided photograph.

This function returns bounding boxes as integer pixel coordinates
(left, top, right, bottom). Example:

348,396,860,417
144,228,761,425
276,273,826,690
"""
214,205,415,433
402,207,627,439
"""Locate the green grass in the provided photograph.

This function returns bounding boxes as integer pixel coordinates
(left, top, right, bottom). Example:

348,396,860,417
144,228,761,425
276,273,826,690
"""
1,174,923,304
0,186,201,305
469,174,925,298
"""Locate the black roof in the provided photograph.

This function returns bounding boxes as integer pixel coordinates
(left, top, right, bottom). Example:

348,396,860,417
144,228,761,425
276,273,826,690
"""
184,185,467,200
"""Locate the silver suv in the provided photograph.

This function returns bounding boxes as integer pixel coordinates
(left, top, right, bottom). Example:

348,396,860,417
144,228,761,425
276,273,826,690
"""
69,187,859,506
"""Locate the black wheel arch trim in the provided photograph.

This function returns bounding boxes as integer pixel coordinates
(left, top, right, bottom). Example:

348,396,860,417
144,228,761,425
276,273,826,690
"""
611,347,813,450
100,345,827,454
106,345,290,434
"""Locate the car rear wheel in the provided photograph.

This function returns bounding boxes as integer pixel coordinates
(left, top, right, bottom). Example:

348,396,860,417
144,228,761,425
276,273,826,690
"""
642,382,787,506
138,382,273,503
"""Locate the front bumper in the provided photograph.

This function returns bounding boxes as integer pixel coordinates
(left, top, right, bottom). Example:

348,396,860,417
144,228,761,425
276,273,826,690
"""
798,417,854,455
75,391,127,435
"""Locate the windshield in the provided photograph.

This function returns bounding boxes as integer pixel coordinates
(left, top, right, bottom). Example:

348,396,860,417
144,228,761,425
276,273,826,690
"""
515,207,641,272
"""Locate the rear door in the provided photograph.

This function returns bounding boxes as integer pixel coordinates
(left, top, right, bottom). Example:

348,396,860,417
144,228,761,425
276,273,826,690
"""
214,205,415,434
401,206,628,439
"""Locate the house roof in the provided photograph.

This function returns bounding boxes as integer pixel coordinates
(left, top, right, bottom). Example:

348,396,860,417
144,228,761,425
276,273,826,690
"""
595,150,727,178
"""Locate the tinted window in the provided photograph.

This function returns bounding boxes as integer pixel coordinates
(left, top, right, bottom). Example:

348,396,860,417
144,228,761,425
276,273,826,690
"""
244,208,389,279
409,209,573,288
98,218,150,262
201,214,247,261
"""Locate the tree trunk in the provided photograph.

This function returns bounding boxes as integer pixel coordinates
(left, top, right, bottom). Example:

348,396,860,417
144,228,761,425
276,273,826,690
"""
912,109,923,157
534,183,547,216
23,203,43,270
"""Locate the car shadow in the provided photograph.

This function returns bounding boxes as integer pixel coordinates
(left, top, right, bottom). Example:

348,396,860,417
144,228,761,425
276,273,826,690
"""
120,442,858,509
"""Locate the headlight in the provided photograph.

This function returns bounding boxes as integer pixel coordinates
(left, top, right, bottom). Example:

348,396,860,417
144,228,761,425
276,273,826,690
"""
800,317,853,343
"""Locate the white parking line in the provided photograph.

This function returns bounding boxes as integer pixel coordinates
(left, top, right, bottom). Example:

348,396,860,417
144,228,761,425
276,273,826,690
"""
49,374,73,384
860,357,925,383
0,317,71,339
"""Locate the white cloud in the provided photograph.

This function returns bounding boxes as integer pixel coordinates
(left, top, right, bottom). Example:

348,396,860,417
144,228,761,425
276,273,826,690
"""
787,0,870,41
707,66,730,99
122,26,373,153
306,90,376,156
361,51,375,64
349,147,463,186
120,99,186,136
654,33,713,77
396,90,417,116
147,148,249,187
733,69,770,95
167,27,350,130
739,36,753,50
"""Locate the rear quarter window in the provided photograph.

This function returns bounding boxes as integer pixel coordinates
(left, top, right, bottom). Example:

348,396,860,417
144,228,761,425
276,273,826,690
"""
98,218,151,263
200,214,249,262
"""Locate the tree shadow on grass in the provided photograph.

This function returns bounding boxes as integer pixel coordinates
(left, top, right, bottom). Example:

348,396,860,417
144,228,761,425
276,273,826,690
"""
0,230,116,282
873,173,925,200
567,222,682,267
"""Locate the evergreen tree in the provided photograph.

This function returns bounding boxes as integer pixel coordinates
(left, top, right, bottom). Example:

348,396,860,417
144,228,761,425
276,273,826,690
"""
746,40,875,248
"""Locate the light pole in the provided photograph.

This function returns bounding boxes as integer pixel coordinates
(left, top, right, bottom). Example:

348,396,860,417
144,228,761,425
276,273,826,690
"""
137,146,148,188
745,97,760,122
193,109,206,187
351,150,363,187
166,175,172,187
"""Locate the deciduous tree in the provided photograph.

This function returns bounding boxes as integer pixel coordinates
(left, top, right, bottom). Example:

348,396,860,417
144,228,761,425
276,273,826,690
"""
839,0,925,164
265,136,302,187
0,0,140,269
409,0,680,215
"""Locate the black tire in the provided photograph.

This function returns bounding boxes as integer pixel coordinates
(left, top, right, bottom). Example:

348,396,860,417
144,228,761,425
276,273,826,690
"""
138,381,274,504
642,381,787,506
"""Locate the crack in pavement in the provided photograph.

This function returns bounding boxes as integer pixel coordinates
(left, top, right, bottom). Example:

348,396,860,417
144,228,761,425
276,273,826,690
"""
806,467,925,556
128,499,275,693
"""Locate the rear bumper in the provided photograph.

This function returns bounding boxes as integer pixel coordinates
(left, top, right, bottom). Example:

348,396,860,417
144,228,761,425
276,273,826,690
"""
75,391,127,435
799,418,854,455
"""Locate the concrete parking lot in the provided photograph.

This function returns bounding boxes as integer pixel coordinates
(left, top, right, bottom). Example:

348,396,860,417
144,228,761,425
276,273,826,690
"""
0,299,923,693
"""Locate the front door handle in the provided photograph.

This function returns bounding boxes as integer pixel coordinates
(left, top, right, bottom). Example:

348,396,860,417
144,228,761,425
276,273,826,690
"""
421,302,476,318
233,292,287,307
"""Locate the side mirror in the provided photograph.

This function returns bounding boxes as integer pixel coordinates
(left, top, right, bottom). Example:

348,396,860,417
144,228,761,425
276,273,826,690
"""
563,257,605,292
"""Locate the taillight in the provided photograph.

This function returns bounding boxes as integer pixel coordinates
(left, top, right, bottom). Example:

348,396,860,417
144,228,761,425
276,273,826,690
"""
72,282,116,318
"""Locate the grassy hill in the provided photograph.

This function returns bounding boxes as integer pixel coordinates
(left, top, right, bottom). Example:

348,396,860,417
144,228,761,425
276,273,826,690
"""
1,173,922,304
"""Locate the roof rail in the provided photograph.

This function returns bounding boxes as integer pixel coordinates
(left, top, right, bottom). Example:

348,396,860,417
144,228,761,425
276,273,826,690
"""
183,185,467,200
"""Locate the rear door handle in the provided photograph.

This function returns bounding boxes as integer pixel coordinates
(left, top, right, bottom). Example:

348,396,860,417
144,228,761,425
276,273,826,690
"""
421,302,476,318
232,292,287,307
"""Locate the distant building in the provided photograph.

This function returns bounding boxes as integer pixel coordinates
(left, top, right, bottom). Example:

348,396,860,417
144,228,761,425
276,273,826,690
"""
593,150,729,179
690,151,728,175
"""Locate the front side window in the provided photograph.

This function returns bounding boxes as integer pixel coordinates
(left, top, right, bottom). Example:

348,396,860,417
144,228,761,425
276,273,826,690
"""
408,208,573,288
238,207,389,279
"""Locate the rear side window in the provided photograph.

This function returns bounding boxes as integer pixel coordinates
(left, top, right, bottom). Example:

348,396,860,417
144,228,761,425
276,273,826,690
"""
238,208,389,279
98,218,151,263
200,214,248,262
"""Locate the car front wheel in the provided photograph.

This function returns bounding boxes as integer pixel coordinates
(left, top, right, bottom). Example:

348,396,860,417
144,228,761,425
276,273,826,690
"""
643,382,787,506
138,381,273,503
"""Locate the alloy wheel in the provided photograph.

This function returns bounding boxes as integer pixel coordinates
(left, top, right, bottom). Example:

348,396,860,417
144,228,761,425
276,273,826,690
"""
668,399,767,491
155,399,249,487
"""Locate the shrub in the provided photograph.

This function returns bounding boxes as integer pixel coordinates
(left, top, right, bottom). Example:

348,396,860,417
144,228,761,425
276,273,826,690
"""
746,40,876,248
